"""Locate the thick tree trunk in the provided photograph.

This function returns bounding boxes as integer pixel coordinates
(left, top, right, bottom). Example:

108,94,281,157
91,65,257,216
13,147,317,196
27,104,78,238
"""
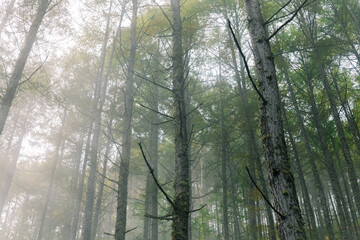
242,0,306,238
170,0,190,239
0,0,49,135
114,1,137,239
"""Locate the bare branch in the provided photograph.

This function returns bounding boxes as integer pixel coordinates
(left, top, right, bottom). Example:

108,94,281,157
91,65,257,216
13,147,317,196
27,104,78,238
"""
153,0,173,29
264,0,293,25
188,204,206,213
245,166,285,218
268,0,313,40
138,142,176,209
144,213,174,220
227,19,267,104
137,102,174,119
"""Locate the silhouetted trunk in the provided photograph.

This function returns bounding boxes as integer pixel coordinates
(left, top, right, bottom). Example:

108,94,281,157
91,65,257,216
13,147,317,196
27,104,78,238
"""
242,1,306,238
0,0,49,135
170,0,190,239
37,109,66,240
114,1,137,239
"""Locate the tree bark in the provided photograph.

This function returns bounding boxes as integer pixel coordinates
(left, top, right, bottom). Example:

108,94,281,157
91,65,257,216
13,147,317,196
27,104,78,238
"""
114,0,137,239
242,0,306,238
170,0,190,239
0,0,49,135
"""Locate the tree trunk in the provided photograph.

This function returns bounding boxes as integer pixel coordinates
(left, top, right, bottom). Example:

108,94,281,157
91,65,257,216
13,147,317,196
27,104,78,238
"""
242,0,306,238
282,105,319,240
304,68,351,239
81,3,112,238
37,109,66,240
114,0,137,239
170,0,190,239
218,75,230,240
283,68,331,240
0,0,49,135
91,131,112,240
0,108,30,215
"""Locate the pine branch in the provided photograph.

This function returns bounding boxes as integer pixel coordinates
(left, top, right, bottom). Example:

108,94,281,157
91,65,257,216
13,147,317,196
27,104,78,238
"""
264,0,293,25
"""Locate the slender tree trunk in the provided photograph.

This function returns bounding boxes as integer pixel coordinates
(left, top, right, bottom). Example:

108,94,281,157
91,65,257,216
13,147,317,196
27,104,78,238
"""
304,69,351,239
37,109,66,240
91,130,112,240
170,0,190,239
242,0,306,238
218,75,230,240
0,108,30,214
81,2,112,238
0,0,49,135
283,68,331,240
114,1,137,239
71,127,92,240
282,105,319,240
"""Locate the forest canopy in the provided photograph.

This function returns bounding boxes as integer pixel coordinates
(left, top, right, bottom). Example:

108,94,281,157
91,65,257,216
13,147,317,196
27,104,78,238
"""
0,0,359,239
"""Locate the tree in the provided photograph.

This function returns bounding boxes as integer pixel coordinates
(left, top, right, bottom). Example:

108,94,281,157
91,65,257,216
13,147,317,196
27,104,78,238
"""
0,0,51,135
239,0,307,238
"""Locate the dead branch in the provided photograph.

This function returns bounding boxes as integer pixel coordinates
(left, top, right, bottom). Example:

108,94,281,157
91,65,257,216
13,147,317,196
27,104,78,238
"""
227,19,267,104
245,166,285,218
138,142,176,209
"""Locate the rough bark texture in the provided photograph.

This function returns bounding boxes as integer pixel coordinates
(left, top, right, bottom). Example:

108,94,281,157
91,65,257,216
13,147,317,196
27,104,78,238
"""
243,0,306,239
114,1,137,239
171,0,190,239
0,0,49,135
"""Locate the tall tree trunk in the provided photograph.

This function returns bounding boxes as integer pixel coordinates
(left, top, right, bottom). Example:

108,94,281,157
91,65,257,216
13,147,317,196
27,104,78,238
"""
0,108,30,214
0,0,49,135
283,68,331,240
170,0,190,239
282,105,319,240
37,109,66,240
303,68,351,239
114,0,137,239
70,127,92,240
81,2,112,238
218,75,230,240
91,130,112,240
242,0,306,238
